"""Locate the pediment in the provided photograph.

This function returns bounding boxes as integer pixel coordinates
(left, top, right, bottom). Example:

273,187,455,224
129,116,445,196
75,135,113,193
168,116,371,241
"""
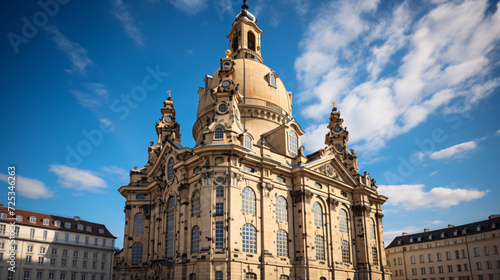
315,162,342,181
303,155,356,186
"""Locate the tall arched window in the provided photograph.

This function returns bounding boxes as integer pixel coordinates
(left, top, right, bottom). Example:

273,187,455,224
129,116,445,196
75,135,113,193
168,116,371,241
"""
372,246,378,265
369,218,376,240
315,235,325,260
166,196,175,258
279,276,289,280
313,202,322,227
189,273,197,280
232,34,239,52
242,224,256,253
245,273,257,280
247,31,255,51
216,186,224,197
214,127,224,140
277,230,288,257
133,213,145,234
131,242,143,264
191,190,200,217
289,130,298,154
215,271,223,280
339,209,348,233
191,226,200,254
242,187,256,215
167,157,175,181
276,196,287,222
270,74,276,87
244,135,253,150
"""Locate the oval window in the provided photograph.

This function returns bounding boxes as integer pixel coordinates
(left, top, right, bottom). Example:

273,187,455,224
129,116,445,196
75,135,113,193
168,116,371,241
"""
222,80,231,87
215,176,225,184
218,103,229,114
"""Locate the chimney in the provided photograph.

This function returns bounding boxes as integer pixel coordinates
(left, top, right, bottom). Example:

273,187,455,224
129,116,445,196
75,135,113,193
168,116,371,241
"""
424,228,430,232
402,232,408,236
448,224,454,228
74,216,80,221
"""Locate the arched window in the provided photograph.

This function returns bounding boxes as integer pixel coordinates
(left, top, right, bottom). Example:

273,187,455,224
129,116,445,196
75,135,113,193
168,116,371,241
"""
372,246,378,265
133,213,145,234
191,190,200,217
339,209,348,233
369,218,376,240
214,127,224,140
279,276,289,280
276,230,288,257
242,187,256,215
276,196,287,222
216,186,224,197
341,240,350,263
270,74,276,87
135,194,145,199
189,273,197,280
131,242,143,264
288,130,298,154
315,235,325,260
245,273,257,280
247,31,255,51
232,34,239,52
314,182,322,189
166,196,175,258
320,278,327,280
191,226,200,254
215,271,223,280
313,202,322,227
167,157,175,181
244,135,253,150
242,224,257,253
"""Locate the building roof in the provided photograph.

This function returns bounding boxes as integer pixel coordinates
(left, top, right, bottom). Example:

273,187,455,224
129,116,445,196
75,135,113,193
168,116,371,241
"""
0,206,116,238
386,215,500,249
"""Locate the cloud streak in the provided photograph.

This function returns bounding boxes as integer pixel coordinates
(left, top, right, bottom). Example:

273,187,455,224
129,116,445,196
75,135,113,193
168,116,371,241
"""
49,164,107,192
295,0,500,154
45,26,93,75
111,0,144,46
430,141,477,160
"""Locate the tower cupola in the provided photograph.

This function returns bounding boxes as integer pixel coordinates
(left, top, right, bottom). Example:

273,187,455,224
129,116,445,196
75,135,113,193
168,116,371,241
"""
226,0,263,62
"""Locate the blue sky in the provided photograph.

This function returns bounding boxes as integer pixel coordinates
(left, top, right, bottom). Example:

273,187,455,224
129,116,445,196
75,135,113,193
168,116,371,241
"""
1,0,499,248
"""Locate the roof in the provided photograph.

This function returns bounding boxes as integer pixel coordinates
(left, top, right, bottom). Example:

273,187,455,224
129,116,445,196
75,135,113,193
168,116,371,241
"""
386,215,500,249
0,206,116,238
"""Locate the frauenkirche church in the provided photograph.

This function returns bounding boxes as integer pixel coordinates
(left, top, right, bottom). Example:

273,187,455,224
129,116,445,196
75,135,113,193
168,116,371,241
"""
114,2,391,279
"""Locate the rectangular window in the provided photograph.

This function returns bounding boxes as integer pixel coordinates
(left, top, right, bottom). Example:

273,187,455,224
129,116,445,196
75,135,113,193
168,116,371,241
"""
24,271,30,280
486,261,491,269
83,260,88,268
457,264,461,271
61,272,66,280
412,268,417,275
40,247,45,254
448,265,453,272
65,233,69,242
94,238,98,246
43,230,47,241
75,235,79,244
456,250,460,259
54,232,58,241
215,221,224,249
428,253,433,262
462,249,467,259
72,259,78,267
437,252,442,261
398,257,403,265
61,258,67,267
411,256,416,264
465,264,468,271
438,266,444,273
393,258,396,266
49,272,55,280
484,246,489,255
52,248,57,255
215,203,224,216
430,267,435,274
26,255,32,264
446,251,452,260
420,254,425,263
27,245,33,253
474,247,480,256
85,236,89,245
30,228,35,238
477,262,482,270
0,224,6,235
102,239,106,247
63,249,68,256
372,247,378,265
50,257,56,265
422,267,426,275
38,256,44,264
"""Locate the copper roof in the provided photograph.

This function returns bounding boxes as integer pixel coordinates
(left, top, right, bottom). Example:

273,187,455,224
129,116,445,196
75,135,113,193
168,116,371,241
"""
0,206,116,238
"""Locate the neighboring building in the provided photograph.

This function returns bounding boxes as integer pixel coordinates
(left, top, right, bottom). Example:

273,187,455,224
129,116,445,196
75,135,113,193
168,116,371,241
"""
386,215,500,280
0,205,116,280
114,2,391,280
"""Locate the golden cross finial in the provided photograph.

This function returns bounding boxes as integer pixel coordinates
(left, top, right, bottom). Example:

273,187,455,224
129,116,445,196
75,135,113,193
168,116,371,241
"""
166,90,171,98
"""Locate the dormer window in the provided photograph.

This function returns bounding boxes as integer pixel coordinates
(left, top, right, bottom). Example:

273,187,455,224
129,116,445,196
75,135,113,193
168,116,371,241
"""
417,237,421,242
204,75,212,91
77,224,84,230
429,234,433,240
476,225,481,231
269,73,276,87
98,229,104,234
288,130,298,154
43,219,49,225
30,216,36,223
441,232,445,238
409,237,413,243
54,221,61,227
0,213,6,219
65,222,71,229
462,229,467,235
454,230,458,236
86,226,92,232
243,135,253,150
16,215,22,221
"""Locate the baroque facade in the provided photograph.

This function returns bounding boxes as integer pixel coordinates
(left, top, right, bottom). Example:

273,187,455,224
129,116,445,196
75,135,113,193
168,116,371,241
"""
114,2,391,280
386,215,500,280
0,205,116,280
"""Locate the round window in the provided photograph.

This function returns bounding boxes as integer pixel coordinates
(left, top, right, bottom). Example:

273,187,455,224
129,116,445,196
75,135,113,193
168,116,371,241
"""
223,62,231,69
218,103,229,114
222,80,231,87
215,176,225,184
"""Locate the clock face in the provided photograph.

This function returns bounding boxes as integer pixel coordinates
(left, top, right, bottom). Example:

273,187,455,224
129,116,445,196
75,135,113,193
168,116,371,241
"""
334,126,342,132
222,80,231,87
334,143,344,152
164,116,172,123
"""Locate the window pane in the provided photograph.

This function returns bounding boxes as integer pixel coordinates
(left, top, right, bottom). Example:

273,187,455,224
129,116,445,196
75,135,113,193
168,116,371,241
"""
242,224,256,253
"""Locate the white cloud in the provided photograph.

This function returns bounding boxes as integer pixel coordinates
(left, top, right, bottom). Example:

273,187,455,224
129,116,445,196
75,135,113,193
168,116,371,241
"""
384,226,421,245
44,26,93,75
428,219,444,225
168,0,206,15
49,165,107,192
70,83,109,110
495,129,500,136
378,184,487,210
0,174,53,200
101,166,128,181
295,0,500,154
111,0,144,46
430,141,478,160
